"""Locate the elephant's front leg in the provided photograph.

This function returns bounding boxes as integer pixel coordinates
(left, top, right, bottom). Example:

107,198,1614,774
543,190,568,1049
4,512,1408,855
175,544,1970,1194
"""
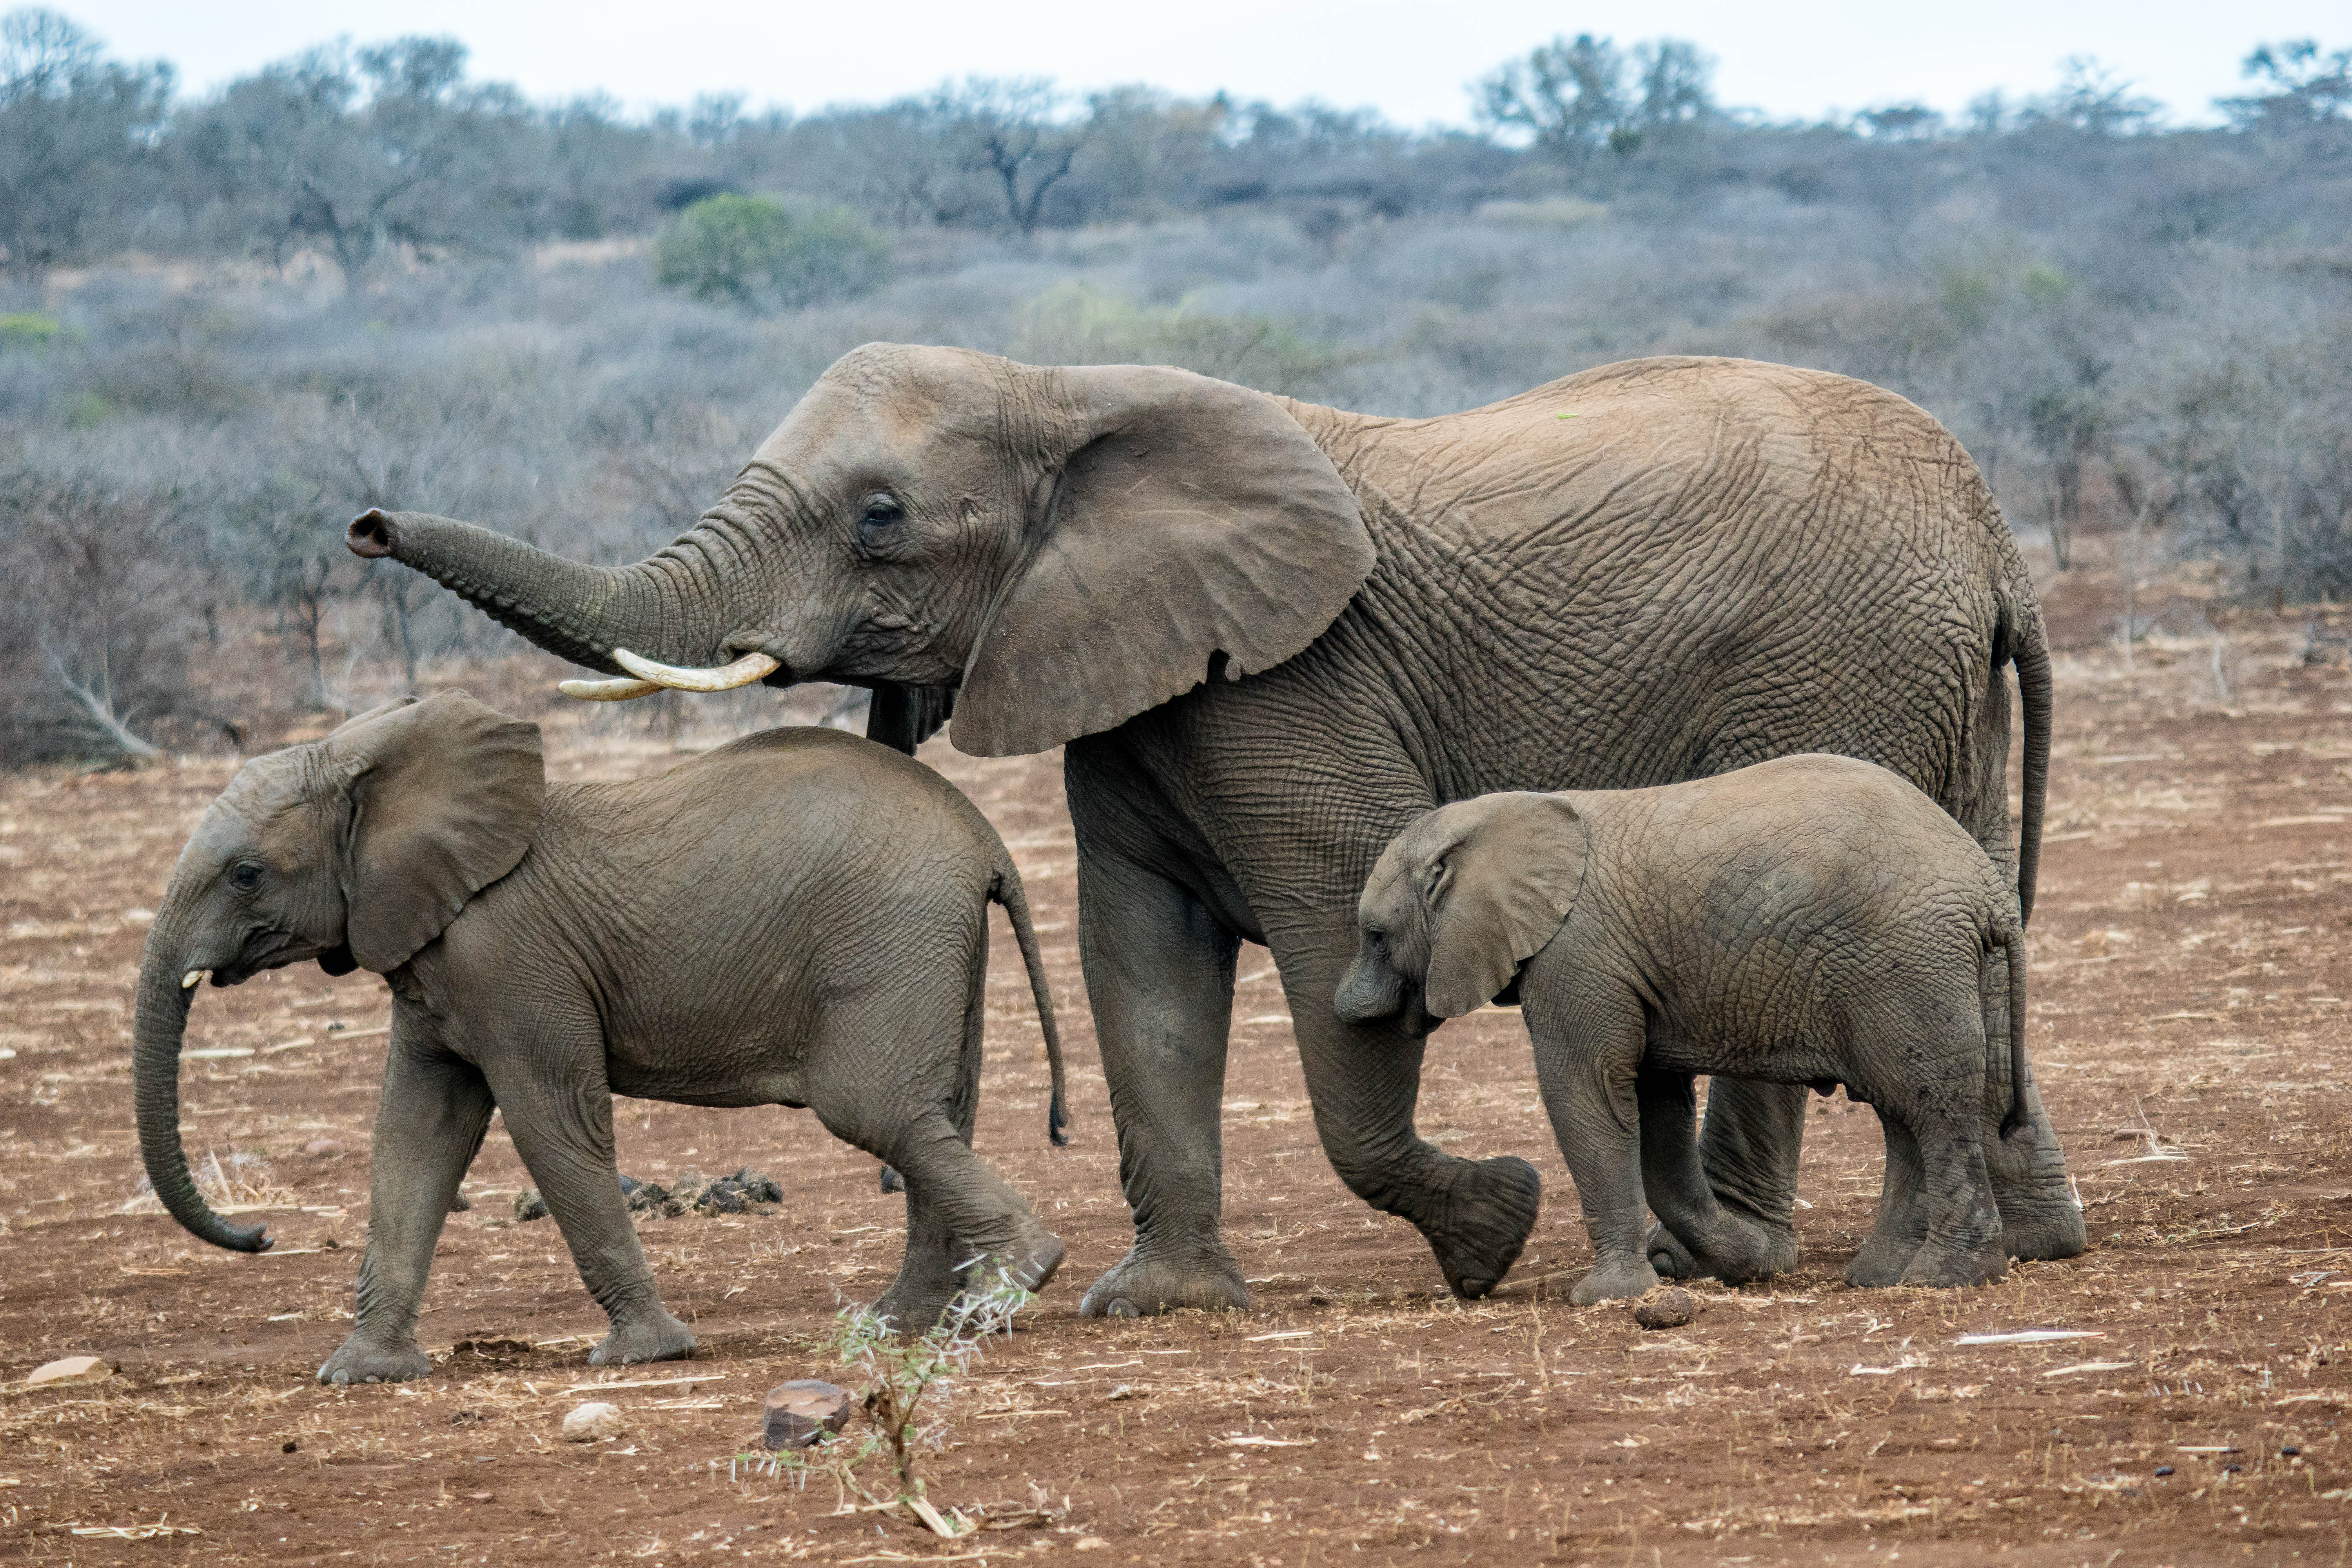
1525,981,1656,1305
319,1041,494,1385
1073,849,1250,1318
1281,940,1539,1300
488,1054,694,1367
1660,1076,1807,1278
1635,1069,1786,1286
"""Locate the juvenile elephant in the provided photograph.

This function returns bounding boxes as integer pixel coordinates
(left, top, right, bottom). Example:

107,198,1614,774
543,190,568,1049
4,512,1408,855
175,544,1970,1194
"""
1336,755,2033,1302
347,347,2076,1314
129,694,1070,1383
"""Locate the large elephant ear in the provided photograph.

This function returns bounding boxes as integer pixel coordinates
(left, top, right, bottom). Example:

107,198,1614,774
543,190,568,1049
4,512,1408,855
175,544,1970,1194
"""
326,691,545,973
951,364,1374,757
1423,794,1588,1019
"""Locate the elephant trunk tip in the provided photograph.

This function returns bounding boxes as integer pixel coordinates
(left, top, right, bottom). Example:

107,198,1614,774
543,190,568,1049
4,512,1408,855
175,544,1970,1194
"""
347,509,394,559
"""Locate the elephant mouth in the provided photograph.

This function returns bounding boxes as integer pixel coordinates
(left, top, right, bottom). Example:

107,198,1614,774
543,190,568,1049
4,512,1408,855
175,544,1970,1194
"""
208,929,329,987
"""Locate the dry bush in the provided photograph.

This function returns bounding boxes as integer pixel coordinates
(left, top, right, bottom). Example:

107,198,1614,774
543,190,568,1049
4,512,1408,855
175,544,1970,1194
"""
0,469,235,764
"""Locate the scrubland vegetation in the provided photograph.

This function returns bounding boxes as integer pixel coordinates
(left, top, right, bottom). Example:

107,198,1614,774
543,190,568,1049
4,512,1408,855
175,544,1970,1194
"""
0,8,2346,762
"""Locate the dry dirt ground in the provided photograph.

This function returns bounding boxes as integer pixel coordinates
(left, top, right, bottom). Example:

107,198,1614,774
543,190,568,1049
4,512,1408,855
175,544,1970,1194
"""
5,536,2352,1566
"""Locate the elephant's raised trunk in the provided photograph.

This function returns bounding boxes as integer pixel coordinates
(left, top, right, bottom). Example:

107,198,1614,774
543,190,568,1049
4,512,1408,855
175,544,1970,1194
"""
346,509,733,678
131,907,272,1253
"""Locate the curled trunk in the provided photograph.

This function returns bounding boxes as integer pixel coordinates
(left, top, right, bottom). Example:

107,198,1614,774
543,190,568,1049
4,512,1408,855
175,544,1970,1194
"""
345,509,731,677
131,922,272,1253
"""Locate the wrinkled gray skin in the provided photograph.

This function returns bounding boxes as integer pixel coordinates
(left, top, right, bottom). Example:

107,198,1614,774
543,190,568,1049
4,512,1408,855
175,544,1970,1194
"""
1336,756,2040,1304
130,695,1069,1383
346,346,2076,1315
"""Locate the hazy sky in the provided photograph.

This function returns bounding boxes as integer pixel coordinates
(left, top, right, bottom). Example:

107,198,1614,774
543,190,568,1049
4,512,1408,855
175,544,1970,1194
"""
54,1,2350,127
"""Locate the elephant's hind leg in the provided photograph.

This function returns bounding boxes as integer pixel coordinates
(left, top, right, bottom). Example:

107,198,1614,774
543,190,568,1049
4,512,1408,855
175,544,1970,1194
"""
1854,1034,2006,1289
853,1113,1065,1329
1979,944,2085,1261
1891,1103,2008,1289
319,1035,493,1385
812,989,1063,1332
1845,1112,1931,1288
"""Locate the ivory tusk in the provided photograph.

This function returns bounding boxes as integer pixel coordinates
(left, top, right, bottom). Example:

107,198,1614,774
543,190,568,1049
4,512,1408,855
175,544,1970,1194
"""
559,676,664,702
611,647,780,693
181,970,204,989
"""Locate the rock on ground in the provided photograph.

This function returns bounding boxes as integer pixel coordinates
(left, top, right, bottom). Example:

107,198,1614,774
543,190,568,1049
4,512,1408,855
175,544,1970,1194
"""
25,1355,111,1386
762,1379,855,1450
561,1402,625,1442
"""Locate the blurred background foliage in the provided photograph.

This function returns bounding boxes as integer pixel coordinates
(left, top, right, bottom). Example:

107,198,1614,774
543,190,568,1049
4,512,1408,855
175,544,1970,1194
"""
0,6,2348,761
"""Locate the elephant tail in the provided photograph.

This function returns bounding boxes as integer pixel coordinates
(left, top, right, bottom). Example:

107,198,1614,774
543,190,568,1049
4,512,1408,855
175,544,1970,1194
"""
1991,916,2033,1148
991,862,1071,1147
2005,592,2053,929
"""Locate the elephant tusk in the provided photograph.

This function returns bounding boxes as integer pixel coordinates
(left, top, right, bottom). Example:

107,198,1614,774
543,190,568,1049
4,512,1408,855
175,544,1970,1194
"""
610,647,780,693
181,970,204,989
559,676,664,702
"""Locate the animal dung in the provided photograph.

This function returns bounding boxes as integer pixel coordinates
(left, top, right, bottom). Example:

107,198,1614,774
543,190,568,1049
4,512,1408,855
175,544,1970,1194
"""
25,1355,112,1387
760,1379,855,1450
512,1166,783,1224
1632,1287,1698,1330
560,1401,625,1442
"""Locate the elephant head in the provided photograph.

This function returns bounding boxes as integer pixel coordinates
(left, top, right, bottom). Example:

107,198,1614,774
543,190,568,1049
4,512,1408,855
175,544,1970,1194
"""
345,345,1376,756
131,693,542,1252
1335,793,1588,1023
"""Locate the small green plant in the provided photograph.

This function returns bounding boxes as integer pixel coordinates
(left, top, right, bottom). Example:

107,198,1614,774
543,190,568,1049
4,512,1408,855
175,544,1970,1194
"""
734,1268,1044,1540
653,194,888,314
0,313,61,349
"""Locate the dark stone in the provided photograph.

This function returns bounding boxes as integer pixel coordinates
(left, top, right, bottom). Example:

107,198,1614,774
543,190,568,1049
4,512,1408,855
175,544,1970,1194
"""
762,1379,855,1451
1632,1287,1698,1330
2154,1465,2174,1476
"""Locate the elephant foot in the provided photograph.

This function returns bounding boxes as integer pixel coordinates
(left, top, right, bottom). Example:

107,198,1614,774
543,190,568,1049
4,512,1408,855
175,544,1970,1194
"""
1425,1155,1541,1299
1844,1234,1924,1289
1080,1243,1249,1319
318,1335,433,1385
1570,1255,1659,1306
2001,1203,2087,1263
1644,1211,1788,1287
953,1228,1068,1306
1646,1222,1695,1280
873,1279,956,1332
1896,1238,2008,1290
590,1310,697,1367
995,1230,1067,1294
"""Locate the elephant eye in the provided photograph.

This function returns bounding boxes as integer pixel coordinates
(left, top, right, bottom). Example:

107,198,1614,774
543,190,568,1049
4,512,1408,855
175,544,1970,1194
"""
859,493,904,529
230,862,264,891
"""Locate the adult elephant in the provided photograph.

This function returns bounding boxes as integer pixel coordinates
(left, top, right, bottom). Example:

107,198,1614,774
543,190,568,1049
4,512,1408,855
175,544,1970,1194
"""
347,346,2077,1315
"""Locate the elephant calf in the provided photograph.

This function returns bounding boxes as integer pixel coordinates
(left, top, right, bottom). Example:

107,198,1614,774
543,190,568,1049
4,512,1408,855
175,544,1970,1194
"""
1335,754,2035,1304
130,693,1070,1384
